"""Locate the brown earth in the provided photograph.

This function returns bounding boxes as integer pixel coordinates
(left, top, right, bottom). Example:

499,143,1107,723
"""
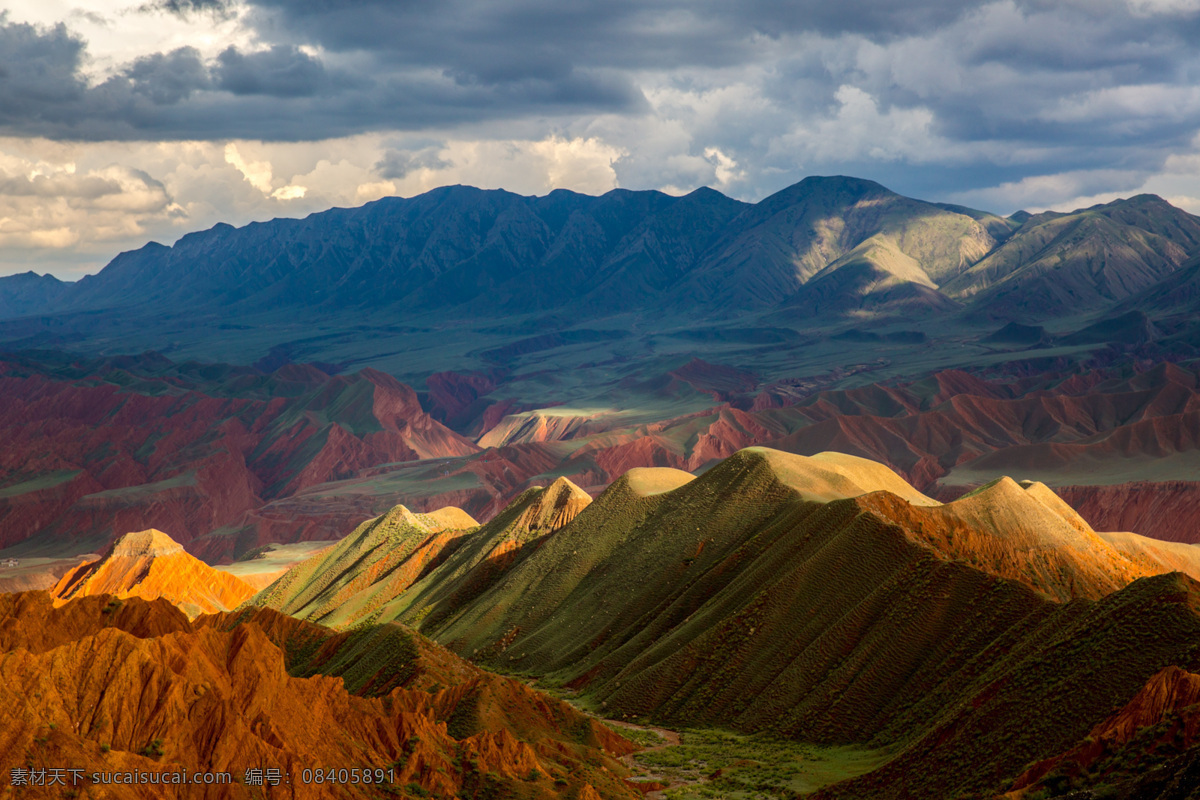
0,355,476,560
1057,481,1200,543
0,591,638,800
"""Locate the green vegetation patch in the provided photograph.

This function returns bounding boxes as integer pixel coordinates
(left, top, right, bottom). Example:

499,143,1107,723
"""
0,470,82,498
291,624,421,696
632,729,890,800
615,726,667,748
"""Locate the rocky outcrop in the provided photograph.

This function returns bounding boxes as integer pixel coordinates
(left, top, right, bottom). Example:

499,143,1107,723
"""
0,591,637,800
51,529,257,617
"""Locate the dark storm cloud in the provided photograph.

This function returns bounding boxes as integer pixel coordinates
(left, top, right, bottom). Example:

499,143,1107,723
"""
0,7,646,140
728,0,977,37
2,0,1200,208
839,1,1200,163
214,45,328,97
0,19,88,115
126,48,210,104
374,147,452,179
244,0,749,75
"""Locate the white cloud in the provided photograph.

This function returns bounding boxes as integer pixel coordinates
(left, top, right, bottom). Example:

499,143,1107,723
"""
944,168,1148,213
703,147,744,188
224,142,307,200
768,85,945,166
1,0,255,82
0,145,180,260
0,133,632,277
1042,85,1200,125
945,147,1200,216
223,142,273,193
270,184,306,200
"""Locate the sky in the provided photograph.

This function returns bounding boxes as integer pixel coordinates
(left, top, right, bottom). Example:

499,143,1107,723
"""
2,0,1200,278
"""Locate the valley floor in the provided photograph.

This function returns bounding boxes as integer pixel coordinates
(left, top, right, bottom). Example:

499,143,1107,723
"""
532,679,893,799
622,728,890,800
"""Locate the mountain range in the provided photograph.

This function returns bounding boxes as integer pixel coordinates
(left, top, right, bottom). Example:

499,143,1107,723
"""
4,177,1200,372
4,348,1199,567
13,447,1200,799
5,176,1199,321
242,447,1200,798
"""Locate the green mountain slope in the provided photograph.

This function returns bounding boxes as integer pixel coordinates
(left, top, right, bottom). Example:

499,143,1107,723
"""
253,446,1200,798
245,503,478,628
246,477,590,630
944,195,1200,317
682,176,1001,310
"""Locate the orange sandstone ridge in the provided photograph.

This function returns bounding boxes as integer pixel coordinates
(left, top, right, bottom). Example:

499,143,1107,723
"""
0,591,637,800
51,529,256,617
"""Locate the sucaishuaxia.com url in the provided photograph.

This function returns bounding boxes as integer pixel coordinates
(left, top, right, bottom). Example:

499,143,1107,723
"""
9,768,233,786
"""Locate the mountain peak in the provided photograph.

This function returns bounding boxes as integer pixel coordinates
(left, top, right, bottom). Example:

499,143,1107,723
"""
766,174,894,205
110,528,184,558
52,528,255,617
739,447,938,505
514,476,592,533
621,467,696,497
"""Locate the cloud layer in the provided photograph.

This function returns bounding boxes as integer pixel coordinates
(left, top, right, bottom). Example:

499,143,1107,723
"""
1,0,1200,276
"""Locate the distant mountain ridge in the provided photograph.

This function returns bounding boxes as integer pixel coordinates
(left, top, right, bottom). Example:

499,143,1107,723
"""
5,177,1199,325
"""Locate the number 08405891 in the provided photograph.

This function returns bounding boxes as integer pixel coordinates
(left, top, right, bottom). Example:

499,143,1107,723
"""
300,768,396,785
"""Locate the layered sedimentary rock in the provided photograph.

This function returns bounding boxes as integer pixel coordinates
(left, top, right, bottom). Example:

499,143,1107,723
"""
0,591,636,800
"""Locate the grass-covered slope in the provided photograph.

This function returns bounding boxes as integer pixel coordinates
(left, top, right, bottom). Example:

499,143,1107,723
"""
813,572,1200,799
377,477,593,629
246,477,590,630
251,446,1200,797
244,503,478,628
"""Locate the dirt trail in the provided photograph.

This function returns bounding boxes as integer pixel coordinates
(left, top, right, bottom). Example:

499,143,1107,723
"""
607,719,681,748
605,720,703,799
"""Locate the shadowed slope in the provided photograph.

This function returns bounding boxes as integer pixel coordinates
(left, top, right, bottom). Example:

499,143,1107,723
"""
1005,665,1200,798
51,529,256,617
812,572,1200,799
